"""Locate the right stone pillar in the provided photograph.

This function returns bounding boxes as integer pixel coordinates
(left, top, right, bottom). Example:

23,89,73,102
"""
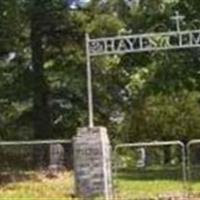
73,127,112,199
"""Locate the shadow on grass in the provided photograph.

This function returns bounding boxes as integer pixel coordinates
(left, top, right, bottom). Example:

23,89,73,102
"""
0,171,40,186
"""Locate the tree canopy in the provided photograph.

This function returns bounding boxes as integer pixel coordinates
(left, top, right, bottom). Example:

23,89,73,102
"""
0,0,200,143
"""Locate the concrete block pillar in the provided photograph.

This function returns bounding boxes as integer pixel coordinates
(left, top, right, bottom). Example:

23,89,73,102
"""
73,127,112,199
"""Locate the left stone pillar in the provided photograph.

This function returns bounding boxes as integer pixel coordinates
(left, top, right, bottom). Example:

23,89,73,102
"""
73,127,112,199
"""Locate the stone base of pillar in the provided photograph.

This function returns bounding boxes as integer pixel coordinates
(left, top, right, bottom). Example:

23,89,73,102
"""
73,127,112,199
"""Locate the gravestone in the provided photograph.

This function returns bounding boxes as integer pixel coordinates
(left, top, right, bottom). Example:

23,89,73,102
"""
136,147,146,168
73,127,112,199
49,144,64,170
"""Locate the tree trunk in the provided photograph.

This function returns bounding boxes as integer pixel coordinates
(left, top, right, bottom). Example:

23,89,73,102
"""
30,7,52,140
30,4,52,168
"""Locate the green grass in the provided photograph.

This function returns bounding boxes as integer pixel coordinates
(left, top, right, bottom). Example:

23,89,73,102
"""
114,168,200,199
0,171,200,200
114,180,200,199
116,179,183,198
0,172,76,200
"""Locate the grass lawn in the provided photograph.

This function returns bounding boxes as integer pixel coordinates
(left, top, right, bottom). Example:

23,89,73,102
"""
0,172,76,200
115,178,200,199
0,171,200,200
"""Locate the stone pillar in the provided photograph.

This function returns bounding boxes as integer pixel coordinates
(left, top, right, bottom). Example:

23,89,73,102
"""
73,127,112,199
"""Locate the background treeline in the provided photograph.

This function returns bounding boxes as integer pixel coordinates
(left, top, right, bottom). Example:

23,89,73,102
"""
0,0,200,143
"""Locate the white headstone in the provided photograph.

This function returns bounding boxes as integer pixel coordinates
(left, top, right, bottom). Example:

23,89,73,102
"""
49,144,64,167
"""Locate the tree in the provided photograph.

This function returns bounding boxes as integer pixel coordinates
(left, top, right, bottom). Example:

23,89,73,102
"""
30,1,52,139
1,0,200,144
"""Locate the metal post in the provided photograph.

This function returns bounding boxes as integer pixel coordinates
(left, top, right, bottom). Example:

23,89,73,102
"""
86,33,94,128
186,140,200,183
186,141,192,195
181,143,187,184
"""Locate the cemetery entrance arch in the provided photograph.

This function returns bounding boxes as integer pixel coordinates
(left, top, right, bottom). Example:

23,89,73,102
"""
85,11,200,127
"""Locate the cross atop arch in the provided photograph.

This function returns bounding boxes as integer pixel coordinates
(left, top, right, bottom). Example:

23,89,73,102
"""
170,11,185,32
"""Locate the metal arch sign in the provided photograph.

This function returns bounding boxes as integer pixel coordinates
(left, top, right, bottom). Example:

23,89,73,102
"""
85,12,200,127
88,30,200,56
87,12,200,56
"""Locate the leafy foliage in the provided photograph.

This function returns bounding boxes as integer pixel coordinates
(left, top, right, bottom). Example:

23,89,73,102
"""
0,0,200,142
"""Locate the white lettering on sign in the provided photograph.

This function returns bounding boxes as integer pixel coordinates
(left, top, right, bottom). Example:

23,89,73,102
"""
88,30,200,56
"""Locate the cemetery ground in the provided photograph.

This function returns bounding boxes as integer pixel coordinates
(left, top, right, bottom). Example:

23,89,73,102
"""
0,169,200,200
